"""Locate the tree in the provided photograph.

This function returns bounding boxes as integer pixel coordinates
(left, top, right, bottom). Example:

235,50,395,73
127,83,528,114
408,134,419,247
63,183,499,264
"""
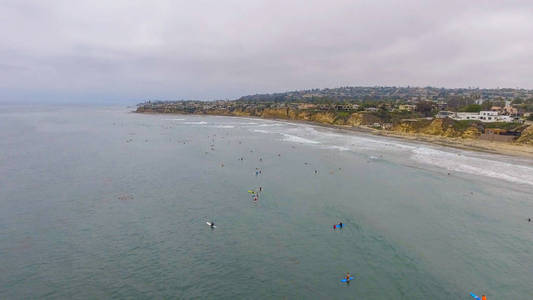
512,98,524,105
460,104,482,112
415,101,434,117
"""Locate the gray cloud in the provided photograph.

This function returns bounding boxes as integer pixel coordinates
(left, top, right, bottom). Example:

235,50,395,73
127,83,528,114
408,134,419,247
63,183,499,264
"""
1,0,533,103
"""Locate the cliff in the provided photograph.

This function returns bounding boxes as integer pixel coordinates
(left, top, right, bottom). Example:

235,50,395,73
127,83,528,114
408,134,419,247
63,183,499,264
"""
135,104,533,144
392,118,482,139
516,125,533,145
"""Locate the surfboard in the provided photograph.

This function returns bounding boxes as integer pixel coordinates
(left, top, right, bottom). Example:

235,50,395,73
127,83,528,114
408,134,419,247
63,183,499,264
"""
341,277,354,282
206,222,216,228
470,293,480,300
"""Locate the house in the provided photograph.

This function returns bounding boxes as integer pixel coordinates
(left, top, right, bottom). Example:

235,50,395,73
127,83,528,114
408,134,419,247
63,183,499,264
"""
503,101,518,115
479,111,499,121
454,112,480,121
365,107,378,112
436,111,456,118
503,106,518,115
298,103,317,109
451,111,517,123
335,104,358,111
398,104,416,112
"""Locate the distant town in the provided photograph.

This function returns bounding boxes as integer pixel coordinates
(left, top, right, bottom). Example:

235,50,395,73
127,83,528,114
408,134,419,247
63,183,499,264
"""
137,86,533,145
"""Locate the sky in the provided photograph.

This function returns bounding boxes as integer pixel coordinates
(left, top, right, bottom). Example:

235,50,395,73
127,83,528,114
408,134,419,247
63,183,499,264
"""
1,0,533,103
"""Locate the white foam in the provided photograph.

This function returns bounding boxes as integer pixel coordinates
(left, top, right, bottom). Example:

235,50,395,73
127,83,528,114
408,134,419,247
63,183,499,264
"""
411,147,533,186
184,121,208,125
325,145,350,151
163,118,185,121
281,134,320,144
252,129,271,134
212,125,235,128
279,122,533,186
257,123,282,127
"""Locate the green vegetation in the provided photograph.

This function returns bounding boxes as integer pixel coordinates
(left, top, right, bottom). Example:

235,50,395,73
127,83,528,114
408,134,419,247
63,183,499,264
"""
335,111,350,118
334,111,351,122
459,104,482,112
452,120,478,131
483,122,521,130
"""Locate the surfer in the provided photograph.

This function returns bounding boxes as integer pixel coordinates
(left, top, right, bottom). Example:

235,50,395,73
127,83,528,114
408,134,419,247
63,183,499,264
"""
210,222,215,228
339,222,343,228
529,218,531,222
345,272,351,282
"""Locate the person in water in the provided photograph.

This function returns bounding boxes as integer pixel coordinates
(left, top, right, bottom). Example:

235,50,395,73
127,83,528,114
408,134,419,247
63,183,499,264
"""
345,272,351,282
339,222,343,228
210,222,215,228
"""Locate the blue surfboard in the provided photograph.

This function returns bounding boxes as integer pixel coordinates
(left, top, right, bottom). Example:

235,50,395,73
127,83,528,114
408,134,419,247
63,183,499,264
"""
341,277,354,282
470,293,480,300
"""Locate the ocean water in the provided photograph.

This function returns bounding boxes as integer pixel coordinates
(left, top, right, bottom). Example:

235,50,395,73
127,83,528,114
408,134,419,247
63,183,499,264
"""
1,105,532,299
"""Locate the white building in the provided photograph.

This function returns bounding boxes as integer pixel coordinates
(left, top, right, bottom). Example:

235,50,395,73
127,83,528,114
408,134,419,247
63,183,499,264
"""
451,111,517,123
454,112,480,121
479,111,499,121
436,111,456,118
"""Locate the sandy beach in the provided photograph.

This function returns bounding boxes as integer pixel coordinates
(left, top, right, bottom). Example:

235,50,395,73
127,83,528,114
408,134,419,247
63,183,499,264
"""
138,111,533,159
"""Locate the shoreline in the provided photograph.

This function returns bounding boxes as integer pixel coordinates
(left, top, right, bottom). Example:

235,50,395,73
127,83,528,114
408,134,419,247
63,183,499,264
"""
134,111,533,159
276,117,533,159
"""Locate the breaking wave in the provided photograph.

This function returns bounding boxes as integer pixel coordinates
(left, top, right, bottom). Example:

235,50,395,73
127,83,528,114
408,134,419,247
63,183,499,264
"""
411,148,533,186
183,121,208,125
281,133,320,144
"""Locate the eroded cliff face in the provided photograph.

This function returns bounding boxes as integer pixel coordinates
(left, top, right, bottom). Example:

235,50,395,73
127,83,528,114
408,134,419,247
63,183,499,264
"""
393,118,481,139
136,106,522,141
516,125,533,145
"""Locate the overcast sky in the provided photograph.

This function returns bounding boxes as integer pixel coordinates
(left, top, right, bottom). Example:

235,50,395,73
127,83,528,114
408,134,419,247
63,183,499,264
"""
1,0,533,103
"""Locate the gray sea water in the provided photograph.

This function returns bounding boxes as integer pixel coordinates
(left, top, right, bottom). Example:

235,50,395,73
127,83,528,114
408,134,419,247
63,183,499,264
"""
1,105,532,299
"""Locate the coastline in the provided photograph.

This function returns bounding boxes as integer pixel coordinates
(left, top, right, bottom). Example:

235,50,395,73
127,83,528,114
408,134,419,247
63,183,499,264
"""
135,111,533,159
277,117,533,159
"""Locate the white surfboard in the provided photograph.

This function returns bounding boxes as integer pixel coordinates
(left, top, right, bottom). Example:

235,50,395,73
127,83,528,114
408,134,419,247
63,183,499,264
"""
206,222,216,228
